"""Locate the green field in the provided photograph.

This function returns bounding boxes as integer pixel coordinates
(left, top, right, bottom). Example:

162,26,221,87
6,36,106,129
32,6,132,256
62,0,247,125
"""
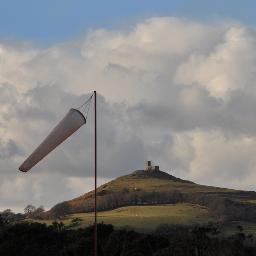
30,203,215,230
27,203,256,235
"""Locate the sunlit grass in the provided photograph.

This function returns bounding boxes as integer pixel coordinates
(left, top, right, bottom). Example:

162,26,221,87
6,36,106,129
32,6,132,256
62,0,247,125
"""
28,203,215,230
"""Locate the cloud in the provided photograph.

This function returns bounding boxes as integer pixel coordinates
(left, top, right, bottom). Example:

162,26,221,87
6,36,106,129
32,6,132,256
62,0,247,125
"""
1,16,256,212
175,26,256,98
171,130,256,189
0,174,110,213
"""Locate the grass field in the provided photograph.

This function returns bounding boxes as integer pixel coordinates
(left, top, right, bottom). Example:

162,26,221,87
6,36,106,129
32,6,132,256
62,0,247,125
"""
96,174,237,194
27,203,256,235
30,203,215,230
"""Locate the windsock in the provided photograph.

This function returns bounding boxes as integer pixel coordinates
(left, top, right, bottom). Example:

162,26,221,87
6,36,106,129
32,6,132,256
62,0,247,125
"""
19,108,86,172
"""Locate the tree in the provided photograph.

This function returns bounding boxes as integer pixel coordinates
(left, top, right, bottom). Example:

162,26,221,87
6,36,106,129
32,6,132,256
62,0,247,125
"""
0,214,5,226
1,209,16,223
52,221,65,231
24,205,36,215
30,206,45,219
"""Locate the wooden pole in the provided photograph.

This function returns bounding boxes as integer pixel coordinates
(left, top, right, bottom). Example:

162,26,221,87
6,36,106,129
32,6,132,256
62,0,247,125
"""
94,91,97,256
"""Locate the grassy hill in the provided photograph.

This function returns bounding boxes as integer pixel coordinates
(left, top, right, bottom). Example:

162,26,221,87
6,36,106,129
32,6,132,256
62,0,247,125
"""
30,204,256,235
48,169,256,225
30,203,214,230
56,170,237,211
67,203,215,229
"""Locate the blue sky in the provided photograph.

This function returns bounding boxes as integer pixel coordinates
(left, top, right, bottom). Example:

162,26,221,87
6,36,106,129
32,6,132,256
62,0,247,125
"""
0,0,255,44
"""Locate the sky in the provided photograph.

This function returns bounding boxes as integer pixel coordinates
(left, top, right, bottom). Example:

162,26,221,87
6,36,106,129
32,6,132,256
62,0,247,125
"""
1,1,256,213
1,0,256,43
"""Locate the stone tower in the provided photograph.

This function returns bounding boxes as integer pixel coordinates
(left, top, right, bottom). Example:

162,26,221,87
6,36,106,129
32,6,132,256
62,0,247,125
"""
145,161,159,172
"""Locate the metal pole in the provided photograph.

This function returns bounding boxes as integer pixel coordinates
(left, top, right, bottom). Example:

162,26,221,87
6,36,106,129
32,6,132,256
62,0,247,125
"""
94,91,97,256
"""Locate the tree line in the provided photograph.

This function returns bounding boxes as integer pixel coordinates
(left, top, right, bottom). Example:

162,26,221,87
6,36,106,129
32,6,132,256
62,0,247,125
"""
0,220,255,255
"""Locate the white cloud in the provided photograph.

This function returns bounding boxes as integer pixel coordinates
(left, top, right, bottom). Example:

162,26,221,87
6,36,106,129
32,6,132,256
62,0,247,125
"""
173,130,256,189
0,174,110,213
1,16,256,211
175,26,256,98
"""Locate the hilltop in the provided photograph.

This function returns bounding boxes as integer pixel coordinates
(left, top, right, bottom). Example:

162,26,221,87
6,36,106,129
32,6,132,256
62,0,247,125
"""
49,165,256,224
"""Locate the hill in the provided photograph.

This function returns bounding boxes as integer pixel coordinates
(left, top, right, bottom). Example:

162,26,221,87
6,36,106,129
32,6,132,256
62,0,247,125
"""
62,203,215,230
49,169,256,223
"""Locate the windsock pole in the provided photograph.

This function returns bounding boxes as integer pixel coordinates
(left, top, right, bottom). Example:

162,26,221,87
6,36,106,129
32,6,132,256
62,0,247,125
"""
94,91,97,256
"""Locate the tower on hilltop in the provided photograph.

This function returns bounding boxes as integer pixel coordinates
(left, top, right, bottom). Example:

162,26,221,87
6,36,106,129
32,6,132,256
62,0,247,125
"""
145,161,159,172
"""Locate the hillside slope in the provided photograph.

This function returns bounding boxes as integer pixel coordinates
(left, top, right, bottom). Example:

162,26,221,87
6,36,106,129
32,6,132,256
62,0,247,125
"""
49,169,256,222
56,204,215,230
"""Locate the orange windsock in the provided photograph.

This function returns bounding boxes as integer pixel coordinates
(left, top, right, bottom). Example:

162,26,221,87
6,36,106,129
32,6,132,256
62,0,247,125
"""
19,108,86,172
